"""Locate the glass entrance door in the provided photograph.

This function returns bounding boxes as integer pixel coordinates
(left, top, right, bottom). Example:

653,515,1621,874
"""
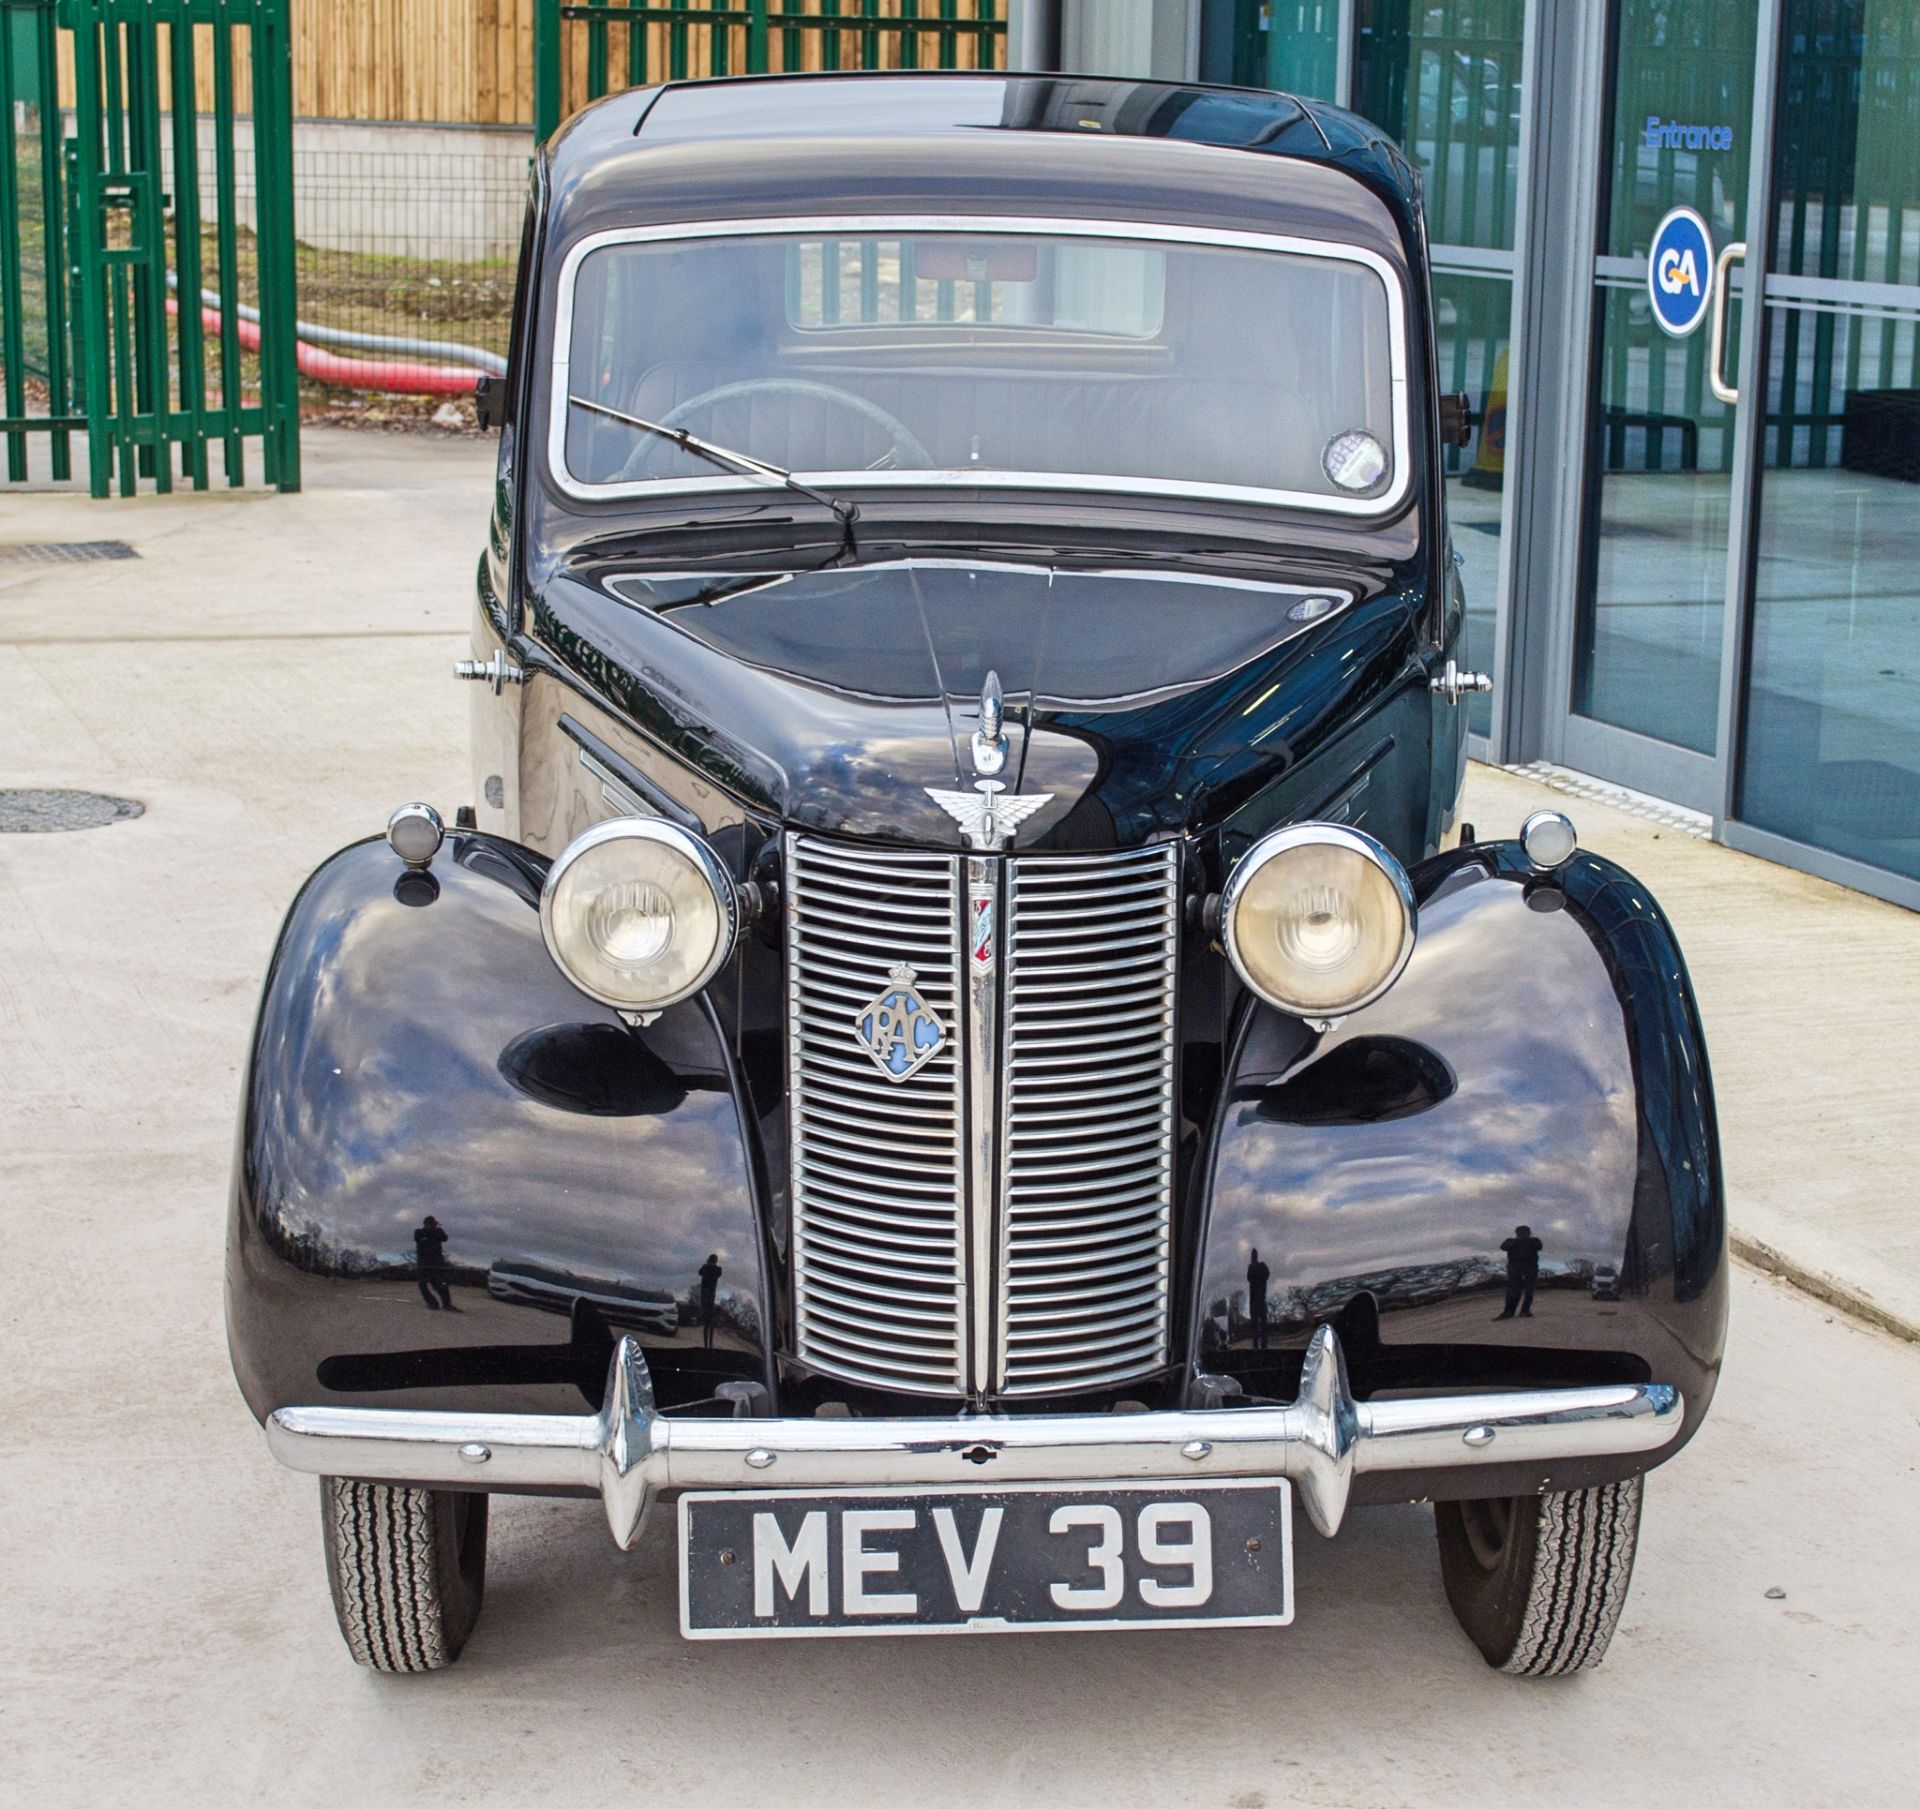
1355,0,1528,747
1731,1,1920,896
1564,0,1761,808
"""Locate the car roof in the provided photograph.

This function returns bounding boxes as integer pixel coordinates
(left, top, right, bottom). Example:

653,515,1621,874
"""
543,71,1423,258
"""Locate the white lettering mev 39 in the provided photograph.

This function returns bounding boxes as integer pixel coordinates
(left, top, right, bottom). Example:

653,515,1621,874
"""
751,1505,1006,1617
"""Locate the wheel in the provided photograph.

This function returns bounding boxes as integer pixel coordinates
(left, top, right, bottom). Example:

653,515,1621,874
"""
1434,1476,1643,1676
320,1478,488,1672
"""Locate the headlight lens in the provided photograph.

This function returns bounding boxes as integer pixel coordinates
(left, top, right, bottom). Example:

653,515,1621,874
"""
540,818,737,1012
1221,824,1416,1018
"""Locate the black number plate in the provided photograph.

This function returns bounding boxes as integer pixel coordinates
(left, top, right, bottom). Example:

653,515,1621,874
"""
678,1478,1292,1638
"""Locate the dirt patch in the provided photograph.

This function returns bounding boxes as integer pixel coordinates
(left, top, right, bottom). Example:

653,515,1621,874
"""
302,393,487,436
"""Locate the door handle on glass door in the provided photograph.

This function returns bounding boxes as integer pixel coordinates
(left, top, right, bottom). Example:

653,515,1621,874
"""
1709,241,1747,405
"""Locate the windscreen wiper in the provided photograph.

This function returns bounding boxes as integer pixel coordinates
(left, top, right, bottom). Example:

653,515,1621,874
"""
568,394,858,561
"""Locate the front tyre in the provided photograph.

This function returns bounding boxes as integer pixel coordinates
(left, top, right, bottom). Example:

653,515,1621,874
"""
1434,1477,1643,1676
320,1478,488,1672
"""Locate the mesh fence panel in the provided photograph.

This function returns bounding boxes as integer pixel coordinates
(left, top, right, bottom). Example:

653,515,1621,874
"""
282,140,525,363
155,128,528,413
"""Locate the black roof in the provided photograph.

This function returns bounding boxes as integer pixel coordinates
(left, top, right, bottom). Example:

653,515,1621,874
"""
541,71,1425,255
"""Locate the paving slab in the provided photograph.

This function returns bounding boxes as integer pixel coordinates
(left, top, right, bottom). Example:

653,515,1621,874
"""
2,428,1916,1806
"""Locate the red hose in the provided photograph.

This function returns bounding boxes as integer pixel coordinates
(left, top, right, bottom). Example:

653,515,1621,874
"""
188,302,480,396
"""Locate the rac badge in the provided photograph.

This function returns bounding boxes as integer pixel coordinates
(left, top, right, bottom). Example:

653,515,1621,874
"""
854,962,947,1084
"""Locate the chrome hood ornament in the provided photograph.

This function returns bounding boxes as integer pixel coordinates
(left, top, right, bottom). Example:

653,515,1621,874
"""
927,670,1053,850
926,782,1053,851
971,669,1008,777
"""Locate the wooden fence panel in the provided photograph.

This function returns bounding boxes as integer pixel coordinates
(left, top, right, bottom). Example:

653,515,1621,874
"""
53,0,1002,127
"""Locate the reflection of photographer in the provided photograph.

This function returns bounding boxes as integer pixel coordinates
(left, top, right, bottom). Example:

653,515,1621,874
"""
415,1215,456,1311
1245,1248,1271,1351
1496,1224,1542,1319
699,1253,723,1350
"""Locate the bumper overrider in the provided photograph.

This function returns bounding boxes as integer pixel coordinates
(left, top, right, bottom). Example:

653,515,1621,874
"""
264,1326,1682,1546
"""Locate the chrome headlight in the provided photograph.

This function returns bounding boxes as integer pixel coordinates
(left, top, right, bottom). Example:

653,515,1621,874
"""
540,819,738,1013
1221,823,1416,1019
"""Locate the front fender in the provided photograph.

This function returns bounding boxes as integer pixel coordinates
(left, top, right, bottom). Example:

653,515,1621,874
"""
226,832,772,1423
1190,843,1726,1490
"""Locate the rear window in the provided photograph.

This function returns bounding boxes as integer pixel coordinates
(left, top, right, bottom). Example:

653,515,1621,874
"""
787,237,1165,337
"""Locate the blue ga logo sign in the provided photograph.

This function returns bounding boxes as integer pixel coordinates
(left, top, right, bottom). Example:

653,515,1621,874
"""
1648,206,1715,338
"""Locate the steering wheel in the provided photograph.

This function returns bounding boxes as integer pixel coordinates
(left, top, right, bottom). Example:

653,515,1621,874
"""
625,378,934,478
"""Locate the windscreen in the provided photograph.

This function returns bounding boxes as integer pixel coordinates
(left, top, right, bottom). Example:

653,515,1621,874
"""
556,226,1404,510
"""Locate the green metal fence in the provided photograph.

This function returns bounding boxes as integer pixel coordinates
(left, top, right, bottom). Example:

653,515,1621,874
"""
1,0,70,481
0,0,299,497
534,0,1007,144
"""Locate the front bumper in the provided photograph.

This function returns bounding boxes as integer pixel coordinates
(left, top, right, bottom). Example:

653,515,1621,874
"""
264,1327,1682,1545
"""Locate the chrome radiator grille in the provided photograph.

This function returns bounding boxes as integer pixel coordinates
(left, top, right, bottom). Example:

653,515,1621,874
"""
786,838,968,1392
786,833,1179,1398
999,845,1179,1394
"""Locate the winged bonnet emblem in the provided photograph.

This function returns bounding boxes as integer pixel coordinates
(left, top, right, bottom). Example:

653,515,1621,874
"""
926,782,1053,851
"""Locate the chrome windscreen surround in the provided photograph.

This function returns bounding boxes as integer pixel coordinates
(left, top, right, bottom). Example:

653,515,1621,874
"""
547,216,1414,520
785,833,1181,1399
998,845,1179,1394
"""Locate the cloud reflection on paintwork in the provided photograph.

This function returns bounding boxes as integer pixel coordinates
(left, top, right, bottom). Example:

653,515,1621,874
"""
1200,863,1639,1346
541,557,1419,846
240,844,770,1394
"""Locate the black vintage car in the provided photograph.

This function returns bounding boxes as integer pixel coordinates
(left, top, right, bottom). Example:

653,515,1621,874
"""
228,72,1726,1676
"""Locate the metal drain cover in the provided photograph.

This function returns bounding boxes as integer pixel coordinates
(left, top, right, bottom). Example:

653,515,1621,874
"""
0,789,145,832
0,541,139,564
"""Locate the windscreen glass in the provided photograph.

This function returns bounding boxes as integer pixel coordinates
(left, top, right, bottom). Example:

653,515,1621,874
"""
558,228,1402,508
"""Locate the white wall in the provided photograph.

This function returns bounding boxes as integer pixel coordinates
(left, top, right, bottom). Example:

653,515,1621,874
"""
172,117,532,264
1058,0,1200,81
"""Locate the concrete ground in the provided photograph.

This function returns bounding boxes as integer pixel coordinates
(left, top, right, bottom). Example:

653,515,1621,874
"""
3,427,1917,1806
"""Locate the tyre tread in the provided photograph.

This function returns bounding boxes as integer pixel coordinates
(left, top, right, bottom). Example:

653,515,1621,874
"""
1500,1477,1642,1677
321,1479,464,1673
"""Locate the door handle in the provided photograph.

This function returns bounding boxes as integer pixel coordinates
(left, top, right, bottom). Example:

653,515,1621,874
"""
1430,658,1493,705
1708,240,1747,404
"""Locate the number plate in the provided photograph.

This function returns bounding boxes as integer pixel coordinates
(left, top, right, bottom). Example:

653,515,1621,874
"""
678,1478,1292,1639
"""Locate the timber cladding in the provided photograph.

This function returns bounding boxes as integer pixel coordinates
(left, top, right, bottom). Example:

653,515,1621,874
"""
298,0,537,125
52,1,1006,129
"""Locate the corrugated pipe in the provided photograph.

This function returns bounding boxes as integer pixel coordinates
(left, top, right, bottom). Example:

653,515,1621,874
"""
166,272,508,380
184,301,484,396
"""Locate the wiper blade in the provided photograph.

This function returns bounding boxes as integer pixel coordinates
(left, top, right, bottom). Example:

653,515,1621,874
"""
568,395,858,561
651,571,797,615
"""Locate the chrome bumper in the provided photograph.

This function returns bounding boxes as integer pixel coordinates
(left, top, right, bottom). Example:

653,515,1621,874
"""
265,1327,1681,1547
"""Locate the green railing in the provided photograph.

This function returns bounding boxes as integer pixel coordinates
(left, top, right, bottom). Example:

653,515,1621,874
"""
1,0,72,481
535,0,1006,144
0,0,299,497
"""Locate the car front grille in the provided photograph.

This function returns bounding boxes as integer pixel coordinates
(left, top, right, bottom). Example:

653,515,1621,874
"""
785,832,1179,1398
998,846,1178,1393
786,837,969,1393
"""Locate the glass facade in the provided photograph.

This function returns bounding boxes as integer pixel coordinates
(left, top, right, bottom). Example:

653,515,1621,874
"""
1738,0,1920,882
1205,2,1342,98
1574,0,1757,759
1263,2,1343,97
1356,0,1526,740
1182,0,1920,903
